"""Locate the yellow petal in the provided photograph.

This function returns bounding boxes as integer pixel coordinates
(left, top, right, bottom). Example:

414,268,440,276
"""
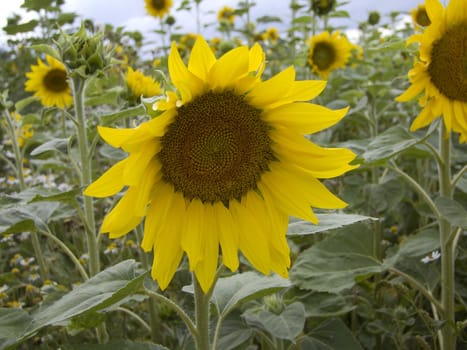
181,199,204,270
84,158,128,197
214,202,239,272
247,66,295,108
122,141,160,186
208,46,249,90
194,202,219,293
188,35,216,81
285,80,326,102
230,198,271,275
264,103,348,134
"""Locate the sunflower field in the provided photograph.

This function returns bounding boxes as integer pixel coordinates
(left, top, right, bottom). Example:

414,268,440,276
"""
0,0,466,349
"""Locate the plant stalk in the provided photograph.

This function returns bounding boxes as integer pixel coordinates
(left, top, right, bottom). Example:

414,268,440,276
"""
193,275,211,350
437,124,455,350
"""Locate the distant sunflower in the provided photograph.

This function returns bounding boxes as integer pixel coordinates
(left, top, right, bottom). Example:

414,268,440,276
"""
126,67,162,98
85,36,357,292
307,31,353,78
411,4,431,27
145,0,172,18
265,27,280,43
397,0,467,142
25,55,72,109
217,6,235,24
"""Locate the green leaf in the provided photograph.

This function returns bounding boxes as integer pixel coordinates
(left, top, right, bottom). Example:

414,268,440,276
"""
211,272,291,318
300,292,356,318
30,137,71,156
256,15,282,23
303,318,363,350
86,87,125,107
70,340,169,350
28,188,81,207
18,261,146,341
435,197,467,228
0,202,60,234
243,302,305,341
100,105,146,124
362,125,422,164
216,319,254,350
287,213,376,235
290,223,383,293
3,20,38,35
21,0,55,11
0,308,33,340
14,96,37,113
30,44,61,61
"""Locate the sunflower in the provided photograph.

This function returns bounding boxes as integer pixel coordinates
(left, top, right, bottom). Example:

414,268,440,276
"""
85,36,357,292
396,0,467,142
307,31,353,78
217,6,235,24
126,67,162,98
25,55,72,109
411,4,431,28
265,27,280,43
145,0,172,18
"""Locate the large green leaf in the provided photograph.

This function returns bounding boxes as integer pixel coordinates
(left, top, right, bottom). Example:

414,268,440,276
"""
211,272,291,318
362,125,423,164
3,20,38,35
71,340,169,350
30,137,70,156
216,318,254,350
290,223,383,293
0,308,33,341
303,318,364,350
243,302,306,341
300,292,356,318
435,197,467,228
0,202,60,234
287,213,376,235
4,260,148,344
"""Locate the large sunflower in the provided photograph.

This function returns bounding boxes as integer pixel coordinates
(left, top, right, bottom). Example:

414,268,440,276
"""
85,36,357,292
397,0,467,142
145,0,172,18
307,31,353,78
25,55,72,109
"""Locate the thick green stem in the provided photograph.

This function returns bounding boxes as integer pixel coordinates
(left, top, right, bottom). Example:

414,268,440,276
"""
72,77,100,278
193,275,211,350
437,125,455,350
72,76,107,343
4,110,48,279
135,226,161,342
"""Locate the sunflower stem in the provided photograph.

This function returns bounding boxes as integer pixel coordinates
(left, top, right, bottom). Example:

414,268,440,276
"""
3,109,49,280
437,124,456,350
72,76,108,343
193,275,211,350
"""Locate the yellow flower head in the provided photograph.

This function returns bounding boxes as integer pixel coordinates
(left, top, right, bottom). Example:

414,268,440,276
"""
218,6,236,24
265,27,280,43
411,4,431,27
25,55,72,109
145,0,172,18
396,0,467,142
126,67,162,98
85,35,357,292
307,31,353,78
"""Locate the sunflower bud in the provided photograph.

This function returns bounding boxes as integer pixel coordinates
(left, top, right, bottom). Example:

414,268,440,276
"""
56,23,110,77
311,0,335,16
368,11,380,25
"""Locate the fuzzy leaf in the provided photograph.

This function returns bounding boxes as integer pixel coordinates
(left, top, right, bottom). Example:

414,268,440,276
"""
435,197,467,228
287,213,376,235
30,137,70,156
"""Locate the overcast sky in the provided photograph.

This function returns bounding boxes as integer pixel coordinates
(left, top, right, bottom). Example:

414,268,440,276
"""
1,0,426,40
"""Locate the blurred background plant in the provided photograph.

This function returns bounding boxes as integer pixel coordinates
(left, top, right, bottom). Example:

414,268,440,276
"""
0,0,465,349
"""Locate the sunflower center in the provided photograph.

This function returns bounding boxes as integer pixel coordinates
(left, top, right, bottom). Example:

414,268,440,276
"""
158,90,274,204
415,9,430,27
428,24,467,102
311,42,336,70
43,68,68,93
151,0,166,10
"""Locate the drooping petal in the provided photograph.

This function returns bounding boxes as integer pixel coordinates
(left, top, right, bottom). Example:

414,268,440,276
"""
214,202,239,272
84,158,128,197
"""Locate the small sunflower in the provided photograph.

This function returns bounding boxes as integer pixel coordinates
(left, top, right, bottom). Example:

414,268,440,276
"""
25,55,72,109
411,4,431,28
85,36,357,292
145,0,172,18
217,6,235,24
126,67,162,98
311,0,335,16
307,31,353,78
265,27,280,43
396,0,467,142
